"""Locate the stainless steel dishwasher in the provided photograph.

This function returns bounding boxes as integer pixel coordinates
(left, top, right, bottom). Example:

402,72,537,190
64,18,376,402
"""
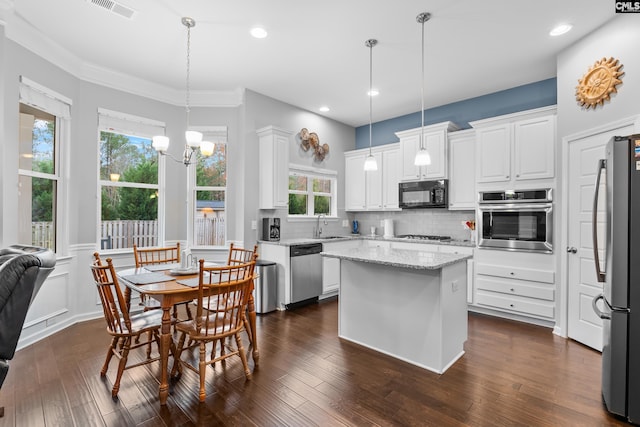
289,243,323,307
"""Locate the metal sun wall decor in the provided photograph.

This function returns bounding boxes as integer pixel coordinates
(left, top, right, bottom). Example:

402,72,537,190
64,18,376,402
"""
575,57,624,109
299,128,330,161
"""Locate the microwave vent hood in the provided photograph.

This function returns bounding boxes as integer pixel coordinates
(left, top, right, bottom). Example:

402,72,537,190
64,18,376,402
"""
399,180,448,209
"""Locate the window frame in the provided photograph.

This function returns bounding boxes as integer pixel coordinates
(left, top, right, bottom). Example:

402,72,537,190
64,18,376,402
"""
96,109,166,251
287,164,338,220
188,126,228,249
18,77,71,255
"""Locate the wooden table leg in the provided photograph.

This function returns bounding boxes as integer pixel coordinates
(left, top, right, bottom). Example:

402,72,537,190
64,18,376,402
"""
159,306,172,405
247,292,259,366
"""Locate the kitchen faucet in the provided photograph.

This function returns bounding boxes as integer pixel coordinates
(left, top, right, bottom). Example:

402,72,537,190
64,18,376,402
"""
314,214,327,238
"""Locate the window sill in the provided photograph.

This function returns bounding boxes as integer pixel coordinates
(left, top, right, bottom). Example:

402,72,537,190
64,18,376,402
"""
287,216,339,222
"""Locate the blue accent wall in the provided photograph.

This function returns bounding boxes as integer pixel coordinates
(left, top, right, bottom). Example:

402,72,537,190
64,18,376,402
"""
355,78,557,149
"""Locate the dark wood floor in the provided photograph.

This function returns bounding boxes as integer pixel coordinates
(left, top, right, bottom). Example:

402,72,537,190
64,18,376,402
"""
0,298,631,426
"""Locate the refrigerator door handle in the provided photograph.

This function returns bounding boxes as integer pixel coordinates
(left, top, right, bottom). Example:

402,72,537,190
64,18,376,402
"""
592,158,606,283
592,294,611,320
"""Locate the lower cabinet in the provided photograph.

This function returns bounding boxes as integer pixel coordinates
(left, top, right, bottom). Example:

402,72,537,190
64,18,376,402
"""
473,258,555,321
322,256,340,294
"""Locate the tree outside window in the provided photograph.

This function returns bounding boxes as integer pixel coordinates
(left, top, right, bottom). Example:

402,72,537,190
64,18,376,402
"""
288,169,336,217
18,104,58,251
99,130,159,249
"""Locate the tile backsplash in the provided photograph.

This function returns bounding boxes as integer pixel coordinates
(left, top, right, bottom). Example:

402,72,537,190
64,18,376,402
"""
259,208,476,242
350,209,476,242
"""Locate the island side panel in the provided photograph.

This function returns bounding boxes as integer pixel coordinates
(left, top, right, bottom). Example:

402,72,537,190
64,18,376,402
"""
439,261,468,372
338,259,448,373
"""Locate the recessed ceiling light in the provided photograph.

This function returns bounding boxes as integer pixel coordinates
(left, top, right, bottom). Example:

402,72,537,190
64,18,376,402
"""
367,89,379,97
250,27,268,39
319,106,330,112
550,24,572,36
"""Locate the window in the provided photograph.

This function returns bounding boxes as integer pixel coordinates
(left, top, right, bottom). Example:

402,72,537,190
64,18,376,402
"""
98,109,165,250
191,127,227,246
18,77,71,253
288,166,337,217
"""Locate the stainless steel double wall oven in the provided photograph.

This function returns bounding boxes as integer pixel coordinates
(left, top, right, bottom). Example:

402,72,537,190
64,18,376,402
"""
477,188,553,253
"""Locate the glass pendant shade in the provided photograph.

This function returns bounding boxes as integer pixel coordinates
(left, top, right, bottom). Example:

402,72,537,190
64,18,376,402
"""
185,130,203,148
152,135,170,152
363,154,378,171
200,140,215,157
414,147,432,166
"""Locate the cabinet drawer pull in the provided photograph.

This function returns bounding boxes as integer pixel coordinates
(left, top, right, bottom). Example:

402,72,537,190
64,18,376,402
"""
510,272,515,276
509,303,515,308
510,288,515,292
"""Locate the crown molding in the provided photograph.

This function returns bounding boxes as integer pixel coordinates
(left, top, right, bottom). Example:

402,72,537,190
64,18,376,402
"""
5,10,242,108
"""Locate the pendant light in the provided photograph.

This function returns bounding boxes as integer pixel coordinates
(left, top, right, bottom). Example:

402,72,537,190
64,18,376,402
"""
363,38,378,172
152,17,214,165
414,12,432,167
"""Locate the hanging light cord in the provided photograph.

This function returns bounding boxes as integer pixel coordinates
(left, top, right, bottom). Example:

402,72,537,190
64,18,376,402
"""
369,40,373,155
420,16,425,149
185,21,192,130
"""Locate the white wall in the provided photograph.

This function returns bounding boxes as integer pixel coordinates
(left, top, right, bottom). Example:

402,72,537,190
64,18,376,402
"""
557,14,639,137
555,14,640,336
241,89,356,243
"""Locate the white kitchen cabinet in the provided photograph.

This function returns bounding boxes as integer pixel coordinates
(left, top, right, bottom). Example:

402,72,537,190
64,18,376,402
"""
322,256,340,294
395,121,460,181
448,129,476,210
382,147,400,209
471,107,556,187
257,126,292,209
344,144,401,212
345,154,366,210
472,248,556,323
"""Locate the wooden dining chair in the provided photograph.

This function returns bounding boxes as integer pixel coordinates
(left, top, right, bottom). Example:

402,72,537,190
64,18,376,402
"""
133,243,192,322
226,244,259,344
90,257,176,399
172,258,257,402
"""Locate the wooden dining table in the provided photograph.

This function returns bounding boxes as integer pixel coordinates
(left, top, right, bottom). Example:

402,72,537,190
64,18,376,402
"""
116,266,260,405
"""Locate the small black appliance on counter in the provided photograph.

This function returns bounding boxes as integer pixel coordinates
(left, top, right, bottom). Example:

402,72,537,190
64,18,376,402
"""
262,217,280,241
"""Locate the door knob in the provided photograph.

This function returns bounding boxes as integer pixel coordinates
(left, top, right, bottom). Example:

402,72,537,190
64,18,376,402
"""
567,247,577,254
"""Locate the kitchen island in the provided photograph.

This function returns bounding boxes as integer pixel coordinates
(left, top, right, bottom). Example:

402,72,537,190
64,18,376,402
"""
322,246,471,374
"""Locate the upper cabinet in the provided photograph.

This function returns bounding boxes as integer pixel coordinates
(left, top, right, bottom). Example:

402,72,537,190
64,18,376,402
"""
257,126,292,209
471,106,556,188
448,129,476,210
395,121,460,181
344,144,401,211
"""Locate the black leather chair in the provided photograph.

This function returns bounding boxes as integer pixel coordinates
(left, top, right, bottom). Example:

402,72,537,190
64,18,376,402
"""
0,245,56,417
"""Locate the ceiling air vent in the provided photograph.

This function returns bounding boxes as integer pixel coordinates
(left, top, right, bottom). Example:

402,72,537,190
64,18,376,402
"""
86,0,136,20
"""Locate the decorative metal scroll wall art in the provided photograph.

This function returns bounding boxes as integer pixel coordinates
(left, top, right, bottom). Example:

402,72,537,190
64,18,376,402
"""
299,128,330,161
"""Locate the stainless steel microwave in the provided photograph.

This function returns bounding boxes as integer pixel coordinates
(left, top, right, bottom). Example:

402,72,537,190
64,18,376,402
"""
477,189,553,253
398,180,448,209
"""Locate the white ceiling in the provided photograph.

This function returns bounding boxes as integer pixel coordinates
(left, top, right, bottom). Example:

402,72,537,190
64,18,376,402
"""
6,0,614,127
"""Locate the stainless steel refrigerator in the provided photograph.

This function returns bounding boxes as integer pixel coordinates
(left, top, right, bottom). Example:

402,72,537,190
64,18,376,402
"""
592,134,640,423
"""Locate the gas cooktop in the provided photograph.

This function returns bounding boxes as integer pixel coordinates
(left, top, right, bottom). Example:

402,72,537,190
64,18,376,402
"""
397,234,452,241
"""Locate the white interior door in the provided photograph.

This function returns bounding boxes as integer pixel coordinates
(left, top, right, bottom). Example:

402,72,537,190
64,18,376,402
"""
567,123,635,350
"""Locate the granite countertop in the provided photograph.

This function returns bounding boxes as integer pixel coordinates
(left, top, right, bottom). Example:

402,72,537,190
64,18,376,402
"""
321,246,472,270
259,235,475,248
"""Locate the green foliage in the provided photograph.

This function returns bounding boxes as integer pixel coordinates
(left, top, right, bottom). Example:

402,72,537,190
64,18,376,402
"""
117,161,158,220
32,176,54,221
314,196,330,215
289,194,307,215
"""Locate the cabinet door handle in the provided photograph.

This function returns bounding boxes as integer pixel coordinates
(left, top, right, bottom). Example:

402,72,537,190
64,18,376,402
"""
509,303,515,308
510,288,515,292
567,247,577,254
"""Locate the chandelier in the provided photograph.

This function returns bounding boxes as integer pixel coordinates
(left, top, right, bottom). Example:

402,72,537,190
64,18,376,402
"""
152,17,214,166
